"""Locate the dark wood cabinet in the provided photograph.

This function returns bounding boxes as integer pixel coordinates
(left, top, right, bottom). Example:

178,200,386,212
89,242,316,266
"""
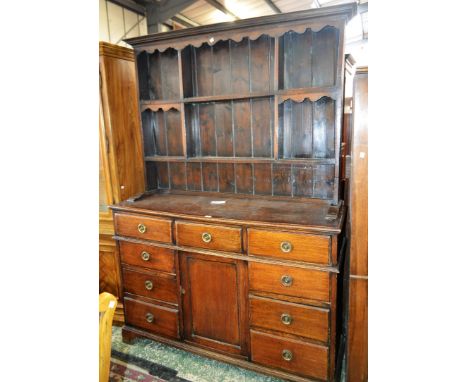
111,4,356,381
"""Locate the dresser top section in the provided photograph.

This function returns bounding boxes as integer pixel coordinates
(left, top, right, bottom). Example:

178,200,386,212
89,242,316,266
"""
111,191,344,234
124,3,356,51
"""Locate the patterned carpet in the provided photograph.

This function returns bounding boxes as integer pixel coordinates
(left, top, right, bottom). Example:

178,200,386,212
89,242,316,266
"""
110,326,286,382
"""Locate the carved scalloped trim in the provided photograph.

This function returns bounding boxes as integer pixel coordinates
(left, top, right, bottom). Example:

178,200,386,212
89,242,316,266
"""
138,24,338,54
140,104,181,112
278,94,335,104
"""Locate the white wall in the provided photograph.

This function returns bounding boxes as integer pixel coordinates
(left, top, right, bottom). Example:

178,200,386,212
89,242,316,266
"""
99,0,148,48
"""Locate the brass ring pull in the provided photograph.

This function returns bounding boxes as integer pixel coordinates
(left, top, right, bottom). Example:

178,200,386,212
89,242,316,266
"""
201,232,212,243
144,280,153,290
141,251,150,261
282,349,293,361
145,312,154,323
280,241,293,253
281,275,293,287
281,313,293,325
137,223,146,233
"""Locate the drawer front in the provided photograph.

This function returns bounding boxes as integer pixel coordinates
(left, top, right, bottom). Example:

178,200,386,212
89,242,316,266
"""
248,229,330,265
249,262,330,302
122,268,178,304
251,330,328,381
120,241,175,273
114,213,172,243
250,296,329,343
124,297,179,339
176,221,242,253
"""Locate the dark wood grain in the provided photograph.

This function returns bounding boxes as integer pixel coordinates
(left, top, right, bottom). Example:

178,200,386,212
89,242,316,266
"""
234,163,253,194
180,252,249,356
250,295,329,343
176,221,242,252
233,100,252,157
249,262,330,302
253,163,272,195
347,277,368,382
114,213,172,243
119,241,175,273
250,330,328,380
248,228,330,265
230,38,250,94
116,7,355,381
122,267,178,304
124,297,180,339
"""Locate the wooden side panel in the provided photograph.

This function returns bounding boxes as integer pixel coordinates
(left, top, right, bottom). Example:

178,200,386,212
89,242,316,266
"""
180,252,248,356
99,246,121,298
100,50,145,201
347,278,368,382
349,70,368,276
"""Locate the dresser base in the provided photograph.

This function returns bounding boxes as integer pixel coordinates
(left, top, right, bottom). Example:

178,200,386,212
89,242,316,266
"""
121,325,336,382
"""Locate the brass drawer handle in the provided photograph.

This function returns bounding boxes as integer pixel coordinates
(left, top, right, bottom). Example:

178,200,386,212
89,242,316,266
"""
281,313,293,325
137,223,146,233
281,275,293,287
144,280,153,290
280,241,293,253
145,312,154,323
141,251,150,261
282,349,293,361
201,232,212,243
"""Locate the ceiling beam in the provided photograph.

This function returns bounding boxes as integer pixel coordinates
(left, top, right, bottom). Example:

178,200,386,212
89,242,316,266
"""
264,0,281,14
108,0,146,16
204,0,240,20
146,0,197,33
172,14,200,28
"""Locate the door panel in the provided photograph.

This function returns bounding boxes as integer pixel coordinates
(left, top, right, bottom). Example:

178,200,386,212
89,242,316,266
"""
180,251,248,356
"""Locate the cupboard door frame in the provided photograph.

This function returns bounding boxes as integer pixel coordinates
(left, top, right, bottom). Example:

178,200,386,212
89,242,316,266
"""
179,251,249,357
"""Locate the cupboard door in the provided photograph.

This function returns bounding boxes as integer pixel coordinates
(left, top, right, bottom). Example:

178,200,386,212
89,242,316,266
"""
179,252,248,356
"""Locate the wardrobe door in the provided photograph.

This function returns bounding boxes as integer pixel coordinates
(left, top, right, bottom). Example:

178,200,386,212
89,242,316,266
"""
179,252,249,357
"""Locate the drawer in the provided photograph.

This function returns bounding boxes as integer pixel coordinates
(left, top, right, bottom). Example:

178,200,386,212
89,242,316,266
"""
248,229,330,265
175,221,242,253
120,241,175,273
250,296,329,343
249,262,330,302
124,297,179,339
114,213,172,243
251,330,328,381
122,268,178,304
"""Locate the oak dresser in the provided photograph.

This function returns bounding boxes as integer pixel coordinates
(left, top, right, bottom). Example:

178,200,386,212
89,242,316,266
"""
111,4,356,381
